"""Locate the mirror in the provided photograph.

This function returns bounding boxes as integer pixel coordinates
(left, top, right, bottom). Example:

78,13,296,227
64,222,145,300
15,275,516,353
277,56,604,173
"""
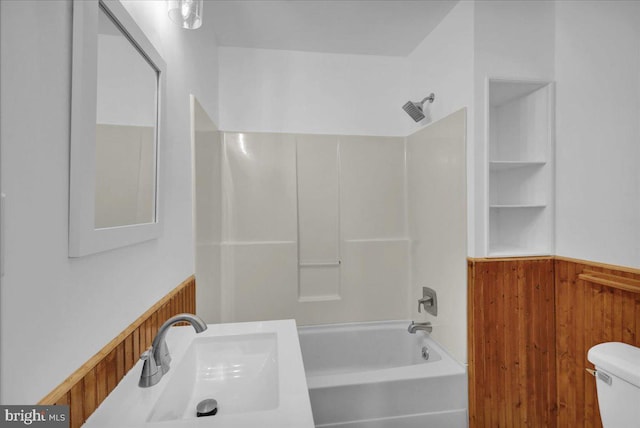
69,0,165,257
95,5,157,228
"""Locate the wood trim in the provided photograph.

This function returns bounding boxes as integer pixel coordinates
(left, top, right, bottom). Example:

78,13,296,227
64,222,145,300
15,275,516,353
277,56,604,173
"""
468,256,554,263
578,270,640,294
466,261,476,427
555,255,640,276
38,275,196,428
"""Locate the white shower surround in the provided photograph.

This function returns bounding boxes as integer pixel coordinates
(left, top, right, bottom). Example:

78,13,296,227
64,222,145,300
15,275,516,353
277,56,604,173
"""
206,107,467,365
217,132,411,327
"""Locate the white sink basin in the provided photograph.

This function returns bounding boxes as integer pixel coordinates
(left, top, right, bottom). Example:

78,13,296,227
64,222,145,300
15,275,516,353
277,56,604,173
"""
148,333,278,421
85,320,313,428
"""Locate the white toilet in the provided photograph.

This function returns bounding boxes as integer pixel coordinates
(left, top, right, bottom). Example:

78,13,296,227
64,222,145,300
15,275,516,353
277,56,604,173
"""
587,342,640,428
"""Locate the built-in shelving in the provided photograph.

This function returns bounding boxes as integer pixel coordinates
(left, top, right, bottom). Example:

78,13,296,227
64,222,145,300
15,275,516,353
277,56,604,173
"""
487,79,554,257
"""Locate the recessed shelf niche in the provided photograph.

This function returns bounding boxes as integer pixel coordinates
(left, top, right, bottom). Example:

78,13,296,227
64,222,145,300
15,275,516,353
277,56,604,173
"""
487,79,554,257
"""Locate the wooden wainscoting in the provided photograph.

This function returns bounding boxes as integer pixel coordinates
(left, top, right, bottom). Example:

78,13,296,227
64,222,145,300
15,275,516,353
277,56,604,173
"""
468,257,557,428
469,255,640,428
38,276,196,428
555,257,640,428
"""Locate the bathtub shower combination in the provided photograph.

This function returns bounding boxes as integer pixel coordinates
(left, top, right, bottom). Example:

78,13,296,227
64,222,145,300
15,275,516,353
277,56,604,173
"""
298,321,467,428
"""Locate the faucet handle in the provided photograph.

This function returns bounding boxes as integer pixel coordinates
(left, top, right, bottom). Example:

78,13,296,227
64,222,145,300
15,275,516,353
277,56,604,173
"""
139,348,162,388
418,296,433,313
418,287,438,316
140,348,153,361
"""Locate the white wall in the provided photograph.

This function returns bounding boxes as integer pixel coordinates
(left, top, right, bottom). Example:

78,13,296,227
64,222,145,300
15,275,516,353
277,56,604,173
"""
471,0,640,267
404,0,474,134
555,0,640,268
404,0,475,257
460,0,640,267
218,47,408,136
473,0,555,257
0,0,219,403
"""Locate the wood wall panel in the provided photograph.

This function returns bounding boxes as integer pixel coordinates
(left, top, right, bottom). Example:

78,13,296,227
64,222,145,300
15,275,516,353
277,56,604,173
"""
470,256,640,428
38,276,196,428
555,257,640,428
468,258,557,428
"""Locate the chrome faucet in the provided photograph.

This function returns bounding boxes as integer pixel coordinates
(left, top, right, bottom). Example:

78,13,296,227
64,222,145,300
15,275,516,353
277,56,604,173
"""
408,321,433,334
139,313,207,387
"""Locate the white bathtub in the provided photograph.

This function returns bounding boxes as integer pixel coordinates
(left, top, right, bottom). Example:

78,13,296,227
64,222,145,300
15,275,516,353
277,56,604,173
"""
298,320,468,428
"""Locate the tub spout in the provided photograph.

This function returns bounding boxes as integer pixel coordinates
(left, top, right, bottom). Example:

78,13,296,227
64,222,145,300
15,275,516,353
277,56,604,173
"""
408,321,432,334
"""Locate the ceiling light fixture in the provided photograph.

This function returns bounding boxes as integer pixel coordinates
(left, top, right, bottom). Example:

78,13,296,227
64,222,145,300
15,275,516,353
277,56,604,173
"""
167,0,203,30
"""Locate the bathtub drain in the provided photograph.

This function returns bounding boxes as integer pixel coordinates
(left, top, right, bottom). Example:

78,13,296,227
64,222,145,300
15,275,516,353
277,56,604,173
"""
421,346,430,361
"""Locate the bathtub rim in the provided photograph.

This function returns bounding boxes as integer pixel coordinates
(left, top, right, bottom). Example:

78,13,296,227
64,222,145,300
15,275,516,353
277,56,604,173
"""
298,319,466,389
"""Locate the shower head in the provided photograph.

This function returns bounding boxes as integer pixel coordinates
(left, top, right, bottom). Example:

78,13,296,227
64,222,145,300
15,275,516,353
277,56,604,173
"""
402,93,435,122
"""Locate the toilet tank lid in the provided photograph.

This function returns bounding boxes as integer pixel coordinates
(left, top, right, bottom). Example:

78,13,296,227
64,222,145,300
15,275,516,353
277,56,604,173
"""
588,342,640,388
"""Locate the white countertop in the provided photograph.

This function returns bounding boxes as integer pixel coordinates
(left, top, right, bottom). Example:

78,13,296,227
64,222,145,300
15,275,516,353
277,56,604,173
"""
84,319,314,428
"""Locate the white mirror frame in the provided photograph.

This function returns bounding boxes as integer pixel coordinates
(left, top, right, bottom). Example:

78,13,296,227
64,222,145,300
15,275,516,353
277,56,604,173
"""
69,0,165,257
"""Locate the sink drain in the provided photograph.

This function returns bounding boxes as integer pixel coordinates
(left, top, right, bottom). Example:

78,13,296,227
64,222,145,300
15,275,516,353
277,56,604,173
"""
196,398,218,417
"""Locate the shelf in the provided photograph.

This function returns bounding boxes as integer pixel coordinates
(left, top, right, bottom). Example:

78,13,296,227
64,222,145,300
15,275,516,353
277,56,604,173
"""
490,204,546,209
488,249,551,258
490,161,546,171
487,79,553,258
488,243,550,257
489,80,549,107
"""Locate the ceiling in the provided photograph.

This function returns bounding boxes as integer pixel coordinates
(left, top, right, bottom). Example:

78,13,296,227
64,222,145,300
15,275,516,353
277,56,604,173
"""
207,0,459,57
